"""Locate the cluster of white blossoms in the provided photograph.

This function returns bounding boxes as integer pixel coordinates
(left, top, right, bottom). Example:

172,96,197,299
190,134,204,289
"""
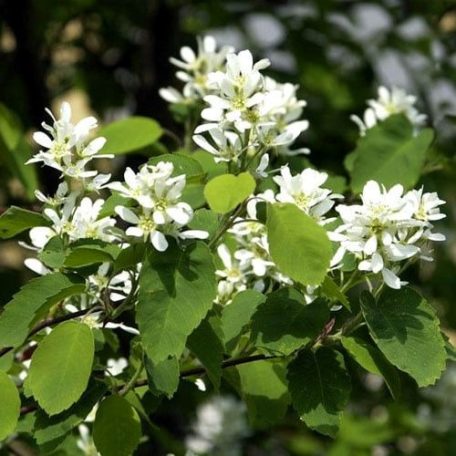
28,102,112,188
351,86,427,136
22,103,208,362
185,396,249,456
334,181,445,289
215,165,342,304
110,163,208,251
159,36,234,106
161,36,309,167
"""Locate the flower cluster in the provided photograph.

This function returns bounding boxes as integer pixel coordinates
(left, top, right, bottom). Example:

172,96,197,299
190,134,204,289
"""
110,162,208,251
215,165,342,304
28,102,112,189
162,37,309,168
159,36,234,106
334,181,445,289
351,86,427,135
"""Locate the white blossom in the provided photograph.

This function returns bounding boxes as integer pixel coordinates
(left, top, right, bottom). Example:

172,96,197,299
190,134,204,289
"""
351,86,427,135
334,180,445,289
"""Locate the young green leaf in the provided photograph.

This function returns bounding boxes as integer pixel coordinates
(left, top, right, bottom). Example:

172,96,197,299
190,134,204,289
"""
0,206,49,239
25,321,95,415
237,360,290,429
204,172,255,214
136,241,216,364
350,114,433,193
0,370,20,441
63,247,114,268
187,314,224,389
0,273,85,349
98,116,163,155
38,236,66,269
221,289,266,351
251,289,329,355
267,203,332,286
360,288,446,387
93,395,141,456
288,347,351,437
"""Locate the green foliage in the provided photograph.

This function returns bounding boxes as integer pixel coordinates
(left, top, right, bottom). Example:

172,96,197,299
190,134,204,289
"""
0,273,85,348
0,370,20,441
93,395,141,456
25,321,95,415
204,172,255,214
341,335,401,398
349,115,434,192
98,116,163,155
267,203,332,286
288,347,351,437
237,360,290,429
145,356,180,399
0,103,38,200
361,288,446,387
32,381,107,445
187,314,224,388
251,289,329,355
0,206,49,239
221,289,266,351
188,208,219,239
136,241,216,364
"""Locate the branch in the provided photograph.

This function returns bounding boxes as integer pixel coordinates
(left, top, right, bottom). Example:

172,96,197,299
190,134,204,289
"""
20,353,277,416
0,307,97,358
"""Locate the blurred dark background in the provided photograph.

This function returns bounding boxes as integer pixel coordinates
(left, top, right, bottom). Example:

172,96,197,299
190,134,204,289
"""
1,1,456,454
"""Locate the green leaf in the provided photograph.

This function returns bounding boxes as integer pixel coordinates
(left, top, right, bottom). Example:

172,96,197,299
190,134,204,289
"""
187,314,224,389
145,356,180,399
98,192,135,218
341,335,401,399
0,370,20,441
0,273,85,349
287,347,351,437
38,236,66,269
0,206,49,239
321,276,350,310
188,208,219,240
221,289,266,352
0,103,38,200
137,241,216,364
33,380,107,445
252,290,329,355
25,321,95,415
113,243,145,273
204,172,255,214
237,360,289,429
148,153,204,182
360,288,446,387
267,203,332,286
350,114,434,193
93,395,141,456
64,247,114,268
99,116,163,155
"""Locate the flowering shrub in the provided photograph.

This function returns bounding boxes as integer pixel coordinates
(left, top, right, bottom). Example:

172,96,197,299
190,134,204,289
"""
0,36,451,454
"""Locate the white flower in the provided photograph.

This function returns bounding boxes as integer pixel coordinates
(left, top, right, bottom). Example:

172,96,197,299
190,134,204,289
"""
273,166,340,222
335,180,445,289
193,128,243,163
106,357,128,376
160,36,234,105
115,206,169,251
351,86,427,135
72,198,116,241
201,50,270,131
